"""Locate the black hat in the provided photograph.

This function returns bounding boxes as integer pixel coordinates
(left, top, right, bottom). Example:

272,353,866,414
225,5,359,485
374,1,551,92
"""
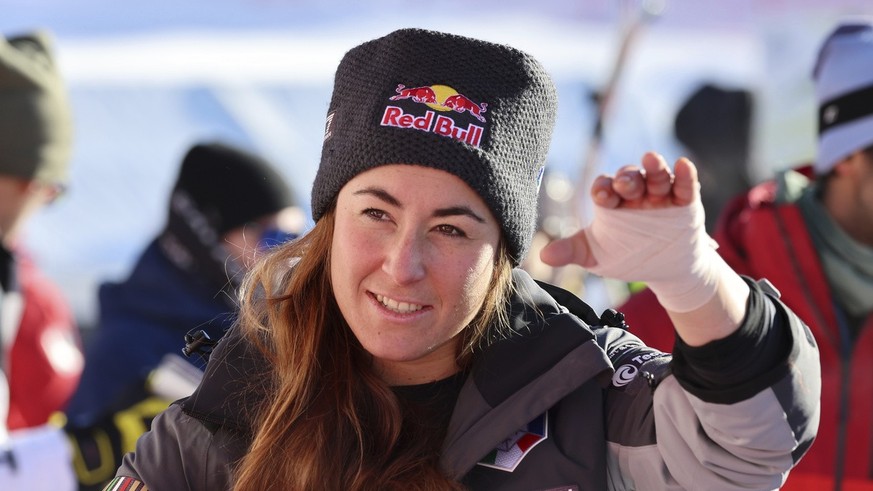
674,83,752,165
311,28,558,265
172,142,296,235
673,83,753,232
159,142,296,295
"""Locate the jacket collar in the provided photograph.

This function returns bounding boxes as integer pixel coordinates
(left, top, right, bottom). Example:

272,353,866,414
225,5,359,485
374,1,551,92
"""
441,269,614,478
181,270,614,448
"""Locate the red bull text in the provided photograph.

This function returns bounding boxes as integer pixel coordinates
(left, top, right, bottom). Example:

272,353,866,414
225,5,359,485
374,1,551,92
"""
381,106,484,147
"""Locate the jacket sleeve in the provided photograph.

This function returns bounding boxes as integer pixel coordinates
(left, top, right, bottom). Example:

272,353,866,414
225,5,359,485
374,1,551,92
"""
601,277,821,490
113,403,230,490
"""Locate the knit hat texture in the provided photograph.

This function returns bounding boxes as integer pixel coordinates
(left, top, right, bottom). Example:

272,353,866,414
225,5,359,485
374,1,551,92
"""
311,28,558,265
813,19,873,174
0,30,73,184
171,141,297,235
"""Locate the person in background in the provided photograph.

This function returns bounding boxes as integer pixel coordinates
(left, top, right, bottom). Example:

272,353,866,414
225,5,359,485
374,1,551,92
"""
63,141,305,491
672,82,754,234
619,19,873,490
0,29,82,491
621,83,757,301
107,28,817,490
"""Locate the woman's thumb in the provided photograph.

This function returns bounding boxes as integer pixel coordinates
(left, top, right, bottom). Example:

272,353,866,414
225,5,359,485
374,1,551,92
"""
539,232,596,268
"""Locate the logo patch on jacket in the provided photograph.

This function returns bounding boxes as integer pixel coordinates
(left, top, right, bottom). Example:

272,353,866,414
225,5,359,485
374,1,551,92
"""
478,412,548,472
607,342,667,391
105,476,149,490
611,364,638,387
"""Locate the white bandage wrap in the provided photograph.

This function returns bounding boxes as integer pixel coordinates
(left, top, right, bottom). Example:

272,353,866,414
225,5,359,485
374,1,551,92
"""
583,200,731,313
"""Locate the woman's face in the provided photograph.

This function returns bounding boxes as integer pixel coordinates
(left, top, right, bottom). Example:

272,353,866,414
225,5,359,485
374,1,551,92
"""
331,164,501,385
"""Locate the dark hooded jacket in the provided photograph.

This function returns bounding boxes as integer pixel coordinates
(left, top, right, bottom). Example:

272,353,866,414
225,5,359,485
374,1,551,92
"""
114,270,819,490
65,240,234,427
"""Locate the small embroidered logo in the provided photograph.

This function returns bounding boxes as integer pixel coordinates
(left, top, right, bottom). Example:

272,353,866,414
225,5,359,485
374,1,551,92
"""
106,476,149,491
478,412,548,472
612,364,638,387
323,111,335,143
823,104,839,125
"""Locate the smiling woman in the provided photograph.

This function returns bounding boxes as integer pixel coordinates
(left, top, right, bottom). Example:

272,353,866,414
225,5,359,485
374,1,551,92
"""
106,27,820,491
331,165,503,385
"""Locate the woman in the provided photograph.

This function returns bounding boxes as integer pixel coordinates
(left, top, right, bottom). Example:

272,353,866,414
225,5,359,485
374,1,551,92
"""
106,28,819,490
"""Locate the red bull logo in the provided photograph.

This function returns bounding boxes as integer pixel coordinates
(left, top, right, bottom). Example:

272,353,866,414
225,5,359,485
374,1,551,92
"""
381,84,488,147
442,93,487,123
389,84,437,104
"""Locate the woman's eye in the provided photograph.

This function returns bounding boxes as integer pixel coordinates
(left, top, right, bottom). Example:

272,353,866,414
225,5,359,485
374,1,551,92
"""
436,224,467,237
363,208,388,221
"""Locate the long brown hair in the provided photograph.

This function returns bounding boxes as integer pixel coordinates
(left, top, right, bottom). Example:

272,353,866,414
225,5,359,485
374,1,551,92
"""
231,207,514,490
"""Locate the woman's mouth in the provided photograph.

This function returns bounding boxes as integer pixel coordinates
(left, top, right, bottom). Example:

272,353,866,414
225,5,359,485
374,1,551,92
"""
374,293,425,314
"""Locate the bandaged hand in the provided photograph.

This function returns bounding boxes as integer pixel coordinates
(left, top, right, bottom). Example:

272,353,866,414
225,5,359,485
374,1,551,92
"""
540,152,734,313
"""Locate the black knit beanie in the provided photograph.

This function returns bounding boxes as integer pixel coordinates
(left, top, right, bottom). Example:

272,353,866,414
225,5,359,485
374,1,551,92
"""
312,28,558,265
172,142,296,235
674,84,753,167
159,142,296,295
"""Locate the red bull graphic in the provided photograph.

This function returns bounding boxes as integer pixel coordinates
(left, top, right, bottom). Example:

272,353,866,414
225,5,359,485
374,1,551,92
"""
389,84,437,104
443,93,487,122
381,84,488,147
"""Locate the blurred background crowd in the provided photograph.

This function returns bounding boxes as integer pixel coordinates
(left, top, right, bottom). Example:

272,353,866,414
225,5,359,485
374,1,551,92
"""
4,0,869,328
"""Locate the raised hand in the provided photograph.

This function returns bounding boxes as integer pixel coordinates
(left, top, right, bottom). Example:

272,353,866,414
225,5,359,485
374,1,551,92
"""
540,152,705,280
540,152,749,346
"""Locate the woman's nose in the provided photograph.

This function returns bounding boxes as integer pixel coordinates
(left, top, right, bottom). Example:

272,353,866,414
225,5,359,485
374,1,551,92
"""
382,233,426,285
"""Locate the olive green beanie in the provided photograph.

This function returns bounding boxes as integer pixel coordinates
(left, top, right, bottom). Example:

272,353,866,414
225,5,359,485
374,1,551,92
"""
0,30,73,185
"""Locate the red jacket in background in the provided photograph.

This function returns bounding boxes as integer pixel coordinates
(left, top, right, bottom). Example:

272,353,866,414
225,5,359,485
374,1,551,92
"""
5,253,83,430
619,169,873,490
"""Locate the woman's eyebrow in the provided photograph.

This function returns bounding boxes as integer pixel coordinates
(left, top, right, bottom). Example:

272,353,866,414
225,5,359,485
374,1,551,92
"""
433,206,485,223
353,187,400,207
353,186,485,223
